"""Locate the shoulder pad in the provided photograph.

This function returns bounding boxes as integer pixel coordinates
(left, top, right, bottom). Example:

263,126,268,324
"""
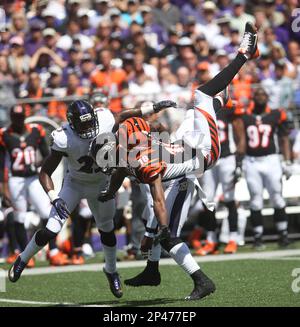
51,126,68,149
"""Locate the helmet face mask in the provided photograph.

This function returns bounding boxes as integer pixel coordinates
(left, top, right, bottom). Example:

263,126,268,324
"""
67,100,99,139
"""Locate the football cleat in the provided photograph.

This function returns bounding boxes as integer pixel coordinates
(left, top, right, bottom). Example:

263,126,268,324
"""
8,256,26,283
223,240,238,254
185,270,216,301
71,253,85,265
103,267,123,298
278,232,290,248
238,22,259,59
49,251,70,266
195,241,219,256
124,269,161,287
253,236,266,251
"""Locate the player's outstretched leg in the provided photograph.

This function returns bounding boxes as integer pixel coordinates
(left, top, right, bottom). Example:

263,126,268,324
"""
99,229,123,298
8,228,57,282
199,22,259,97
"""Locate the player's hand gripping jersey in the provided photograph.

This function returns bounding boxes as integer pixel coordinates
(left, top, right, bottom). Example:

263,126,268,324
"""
0,124,49,179
51,108,115,183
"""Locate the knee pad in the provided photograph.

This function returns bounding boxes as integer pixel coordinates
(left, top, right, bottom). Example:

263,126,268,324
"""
160,236,182,253
250,210,263,227
95,219,114,233
99,229,116,247
35,228,57,247
271,194,286,209
14,211,27,224
274,208,288,223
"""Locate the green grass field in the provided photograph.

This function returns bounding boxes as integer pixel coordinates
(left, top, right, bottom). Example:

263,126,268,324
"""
1,255,300,307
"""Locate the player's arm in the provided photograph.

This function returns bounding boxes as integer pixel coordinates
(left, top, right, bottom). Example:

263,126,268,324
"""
39,150,70,220
278,114,292,179
232,116,246,184
112,100,177,131
38,128,50,163
149,175,168,227
98,168,128,202
0,146,12,207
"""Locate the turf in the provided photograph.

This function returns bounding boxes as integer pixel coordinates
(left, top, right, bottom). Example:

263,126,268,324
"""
1,258,300,307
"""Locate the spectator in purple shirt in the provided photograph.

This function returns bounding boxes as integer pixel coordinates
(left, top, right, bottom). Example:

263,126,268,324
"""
25,20,45,57
181,0,205,24
77,8,96,37
141,6,168,49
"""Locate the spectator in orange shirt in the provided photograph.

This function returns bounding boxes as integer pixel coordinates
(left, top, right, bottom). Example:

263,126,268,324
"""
90,49,128,113
48,72,85,122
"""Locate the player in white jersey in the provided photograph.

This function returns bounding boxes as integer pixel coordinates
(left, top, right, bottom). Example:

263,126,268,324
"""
8,98,176,298
93,22,260,300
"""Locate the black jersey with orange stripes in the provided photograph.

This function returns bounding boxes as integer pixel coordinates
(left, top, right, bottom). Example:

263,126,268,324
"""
216,108,235,158
118,117,198,183
236,105,289,157
0,124,49,179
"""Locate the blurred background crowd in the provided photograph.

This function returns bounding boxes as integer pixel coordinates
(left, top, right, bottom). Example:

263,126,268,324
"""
0,0,300,264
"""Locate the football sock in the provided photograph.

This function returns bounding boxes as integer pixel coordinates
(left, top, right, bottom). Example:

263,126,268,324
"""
229,232,238,242
253,225,263,239
226,201,238,232
207,231,217,243
0,221,4,240
145,260,159,272
42,219,57,251
149,244,161,262
276,222,288,233
102,244,117,274
14,222,28,252
6,211,18,253
169,242,200,275
198,53,247,96
274,208,288,233
20,232,43,263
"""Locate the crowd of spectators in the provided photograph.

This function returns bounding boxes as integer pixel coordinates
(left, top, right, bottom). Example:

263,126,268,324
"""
0,0,299,128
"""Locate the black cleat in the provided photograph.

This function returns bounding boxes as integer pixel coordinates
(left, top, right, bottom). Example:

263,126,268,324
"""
253,236,266,251
278,233,290,248
185,270,216,301
238,22,259,59
124,269,161,287
8,256,27,283
103,267,123,298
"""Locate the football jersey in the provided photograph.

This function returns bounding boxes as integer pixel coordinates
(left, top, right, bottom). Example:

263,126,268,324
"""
0,124,49,179
51,108,115,183
216,108,235,158
236,105,288,157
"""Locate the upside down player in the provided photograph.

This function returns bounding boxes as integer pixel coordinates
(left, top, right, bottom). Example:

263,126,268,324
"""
234,87,292,249
92,23,260,300
8,98,176,298
0,105,67,267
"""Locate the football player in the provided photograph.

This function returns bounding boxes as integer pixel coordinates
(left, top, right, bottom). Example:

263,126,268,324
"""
8,98,176,299
234,87,292,249
0,105,68,267
92,22,259,300
195,103,242,255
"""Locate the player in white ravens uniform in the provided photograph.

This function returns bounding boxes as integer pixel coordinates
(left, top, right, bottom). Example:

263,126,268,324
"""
195,105,242,255
234,87,292,249
93,22,260,300
8,99,176,298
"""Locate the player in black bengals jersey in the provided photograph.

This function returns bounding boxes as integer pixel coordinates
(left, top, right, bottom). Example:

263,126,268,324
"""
0,105,69,266
234,87,292,249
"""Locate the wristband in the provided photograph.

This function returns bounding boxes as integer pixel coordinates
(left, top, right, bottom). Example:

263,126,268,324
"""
140,101,154,116
144,231,154,238
48,190,58,203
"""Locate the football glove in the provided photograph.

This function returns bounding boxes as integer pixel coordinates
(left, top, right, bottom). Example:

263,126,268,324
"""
153,225,171,246
52,198,70,221
282,160,293,180
98,190,115,202
153,100,177,112
233,153,244,185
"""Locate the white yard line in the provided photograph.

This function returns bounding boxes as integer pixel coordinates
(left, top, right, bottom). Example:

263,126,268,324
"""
2,248,298,276
0,298,74,306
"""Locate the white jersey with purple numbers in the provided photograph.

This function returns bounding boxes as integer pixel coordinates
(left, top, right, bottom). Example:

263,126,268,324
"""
51,108,115,183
